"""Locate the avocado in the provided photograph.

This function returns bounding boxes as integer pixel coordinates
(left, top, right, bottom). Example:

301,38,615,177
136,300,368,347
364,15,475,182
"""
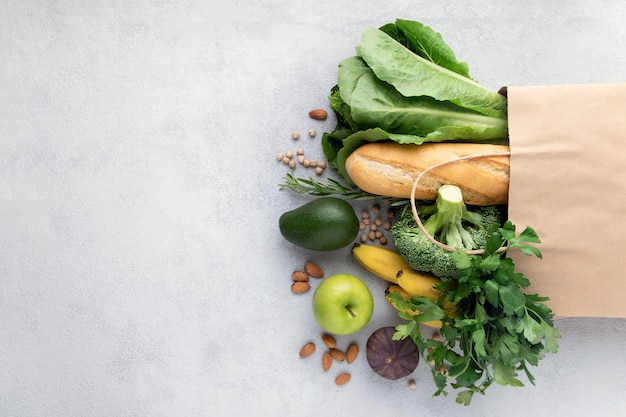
279,197,359,251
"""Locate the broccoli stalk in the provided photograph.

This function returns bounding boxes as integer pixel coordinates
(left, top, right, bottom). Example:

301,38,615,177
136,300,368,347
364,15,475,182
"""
420,185,485,250
391,184,504,279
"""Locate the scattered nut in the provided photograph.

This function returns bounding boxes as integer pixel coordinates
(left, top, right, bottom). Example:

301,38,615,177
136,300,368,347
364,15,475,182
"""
291,281,311,294
291,270,309,282
329,348,346,362
304,261,324,278
276,152,284,161
299,342,316,358
292,131,300,140
408,379,417,389
298,323,360,383
308,129,316,137
335,373,351,385
359,202,396,246
309,109,328,120
346,343,359,364
321,333,337,349
315,166,324,175
322,351,332,372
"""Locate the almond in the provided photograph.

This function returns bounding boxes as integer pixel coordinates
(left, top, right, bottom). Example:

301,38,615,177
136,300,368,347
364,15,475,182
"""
291,281,311,294
299,342,316,358
291,270,309,282
304,261,324,278
346,343,359,364
335,373,351,385
308,109,328,120
321,333,336,349
322,351,332,372
329,348,346,362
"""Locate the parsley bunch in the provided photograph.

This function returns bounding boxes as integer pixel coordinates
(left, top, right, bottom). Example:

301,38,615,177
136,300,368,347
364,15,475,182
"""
392,221,561,406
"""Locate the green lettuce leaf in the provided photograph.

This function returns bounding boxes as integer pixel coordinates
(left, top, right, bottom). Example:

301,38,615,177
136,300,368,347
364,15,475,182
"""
357,27,507,119
394,18,472,78
338,57,507,139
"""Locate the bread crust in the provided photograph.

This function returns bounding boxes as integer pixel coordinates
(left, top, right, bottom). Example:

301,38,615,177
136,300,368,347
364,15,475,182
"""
345,142,510,206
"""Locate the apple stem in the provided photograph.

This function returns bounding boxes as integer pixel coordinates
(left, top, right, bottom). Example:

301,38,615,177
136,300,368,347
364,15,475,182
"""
345,305,356,318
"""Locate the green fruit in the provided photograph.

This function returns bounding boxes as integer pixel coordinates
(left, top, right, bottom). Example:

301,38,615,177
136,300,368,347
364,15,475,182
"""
279,197,359,251
312,273,374,335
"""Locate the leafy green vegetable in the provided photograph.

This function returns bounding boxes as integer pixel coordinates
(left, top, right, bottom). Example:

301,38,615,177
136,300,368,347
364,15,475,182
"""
322,18,509,183
391,221,560,406
357,27,506,118
339,57,504,136
389,19,471,78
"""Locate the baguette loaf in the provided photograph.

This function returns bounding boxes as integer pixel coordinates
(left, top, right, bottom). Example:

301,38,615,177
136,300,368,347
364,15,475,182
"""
345,142,510,206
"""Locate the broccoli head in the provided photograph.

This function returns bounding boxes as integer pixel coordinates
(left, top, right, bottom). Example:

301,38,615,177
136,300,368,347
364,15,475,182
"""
390,184,505,279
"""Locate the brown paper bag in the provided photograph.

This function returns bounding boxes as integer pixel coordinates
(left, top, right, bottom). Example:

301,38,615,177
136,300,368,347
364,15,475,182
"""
507,83,626,318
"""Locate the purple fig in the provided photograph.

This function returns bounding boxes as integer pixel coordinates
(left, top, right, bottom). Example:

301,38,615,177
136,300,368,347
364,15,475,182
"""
366,326,419,380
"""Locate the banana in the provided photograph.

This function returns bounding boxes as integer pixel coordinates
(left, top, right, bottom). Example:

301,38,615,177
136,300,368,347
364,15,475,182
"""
352,243,443,300
352,243,418,284
352,243,456,319
396,269,444,302
385,285,419,316
385,285,442,329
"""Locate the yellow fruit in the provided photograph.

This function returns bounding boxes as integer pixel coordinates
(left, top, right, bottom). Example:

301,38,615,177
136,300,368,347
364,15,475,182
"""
396,272,457,316
384,285,442,329
385,285,418,316
395,269,444,302
352,243,456,319
352,243,419,284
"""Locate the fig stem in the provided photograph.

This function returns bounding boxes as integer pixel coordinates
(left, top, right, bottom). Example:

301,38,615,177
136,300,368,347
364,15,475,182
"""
345,305,356,317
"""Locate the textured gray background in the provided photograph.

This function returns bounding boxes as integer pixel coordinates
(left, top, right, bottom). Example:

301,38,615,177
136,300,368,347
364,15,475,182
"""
1,1,625,416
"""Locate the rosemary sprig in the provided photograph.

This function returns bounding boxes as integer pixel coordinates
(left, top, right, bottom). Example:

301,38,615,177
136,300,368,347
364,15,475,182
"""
279,173,407,205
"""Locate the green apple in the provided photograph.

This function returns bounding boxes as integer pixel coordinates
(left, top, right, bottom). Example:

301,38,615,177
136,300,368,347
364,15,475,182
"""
312,273,374,335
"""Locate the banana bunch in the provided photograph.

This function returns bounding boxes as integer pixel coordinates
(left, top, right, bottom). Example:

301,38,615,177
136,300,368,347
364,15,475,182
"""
352,244,456,328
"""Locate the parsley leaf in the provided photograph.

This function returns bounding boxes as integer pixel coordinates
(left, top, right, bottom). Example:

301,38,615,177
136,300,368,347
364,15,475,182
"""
392,222,560,406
